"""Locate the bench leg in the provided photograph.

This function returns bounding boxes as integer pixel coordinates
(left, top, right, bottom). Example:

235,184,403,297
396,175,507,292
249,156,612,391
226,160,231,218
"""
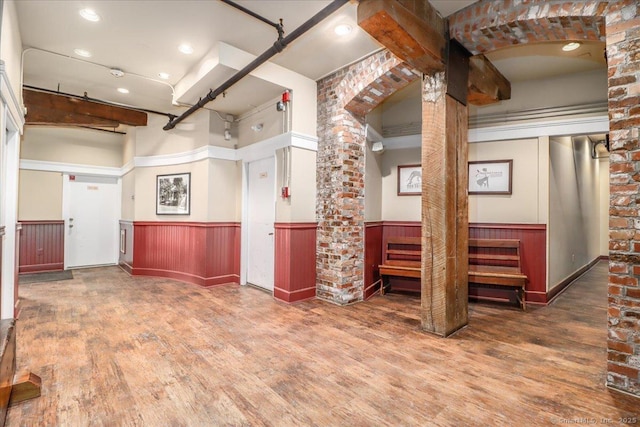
520,287,526,311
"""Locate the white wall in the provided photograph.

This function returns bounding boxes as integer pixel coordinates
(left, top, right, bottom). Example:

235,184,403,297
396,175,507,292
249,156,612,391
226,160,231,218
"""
381,148,421,222
470,69,607,121
599,157,609,256
18,170,62,220
134,160,209,222
469,138,548,224
21,127,123,167
136,110,210,157
548,136,602,289
207,158,241,222
237,96,287,148
365,144,382,222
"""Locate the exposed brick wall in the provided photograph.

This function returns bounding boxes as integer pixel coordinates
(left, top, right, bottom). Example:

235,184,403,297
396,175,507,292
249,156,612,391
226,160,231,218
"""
316,50,418,305
448,0,640,399
604,1,640,397
449,1,607,54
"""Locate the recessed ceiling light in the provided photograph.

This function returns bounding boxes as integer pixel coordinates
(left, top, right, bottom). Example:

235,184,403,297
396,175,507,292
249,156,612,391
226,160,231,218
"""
117,88,129,94
334,24,352,36
73,48,92,58
562,42,581,52
158,72,170,80
178,44,194,54
79,8,100,22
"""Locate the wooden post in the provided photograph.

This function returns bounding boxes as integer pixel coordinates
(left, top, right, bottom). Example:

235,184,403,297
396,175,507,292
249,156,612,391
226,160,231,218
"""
421,72,469,336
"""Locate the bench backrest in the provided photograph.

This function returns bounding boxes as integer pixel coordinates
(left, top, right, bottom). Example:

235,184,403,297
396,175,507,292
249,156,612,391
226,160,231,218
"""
469,238,522,272
383,236,421,267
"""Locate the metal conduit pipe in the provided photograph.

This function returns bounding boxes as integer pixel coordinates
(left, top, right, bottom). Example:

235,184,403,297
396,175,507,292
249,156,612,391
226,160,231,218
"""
220,0,284,39
163,0,349,131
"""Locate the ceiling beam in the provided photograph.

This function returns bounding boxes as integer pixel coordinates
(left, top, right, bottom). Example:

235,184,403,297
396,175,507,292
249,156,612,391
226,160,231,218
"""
23,89,148,127
357,0,511,106
468,55,512,106
358,0,446,72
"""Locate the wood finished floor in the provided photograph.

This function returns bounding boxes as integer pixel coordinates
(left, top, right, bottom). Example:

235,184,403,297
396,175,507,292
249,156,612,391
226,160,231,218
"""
6,261,639,426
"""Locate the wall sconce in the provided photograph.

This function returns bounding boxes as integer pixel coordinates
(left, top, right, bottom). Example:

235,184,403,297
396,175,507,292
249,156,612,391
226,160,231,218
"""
591,134,609,159
371,141,385,153
251,123,264,132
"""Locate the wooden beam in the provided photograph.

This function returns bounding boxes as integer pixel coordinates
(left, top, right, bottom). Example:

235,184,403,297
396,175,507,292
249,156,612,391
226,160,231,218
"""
468,55,512,105
23,89,147,127
358,0,446,73
421,72,469,336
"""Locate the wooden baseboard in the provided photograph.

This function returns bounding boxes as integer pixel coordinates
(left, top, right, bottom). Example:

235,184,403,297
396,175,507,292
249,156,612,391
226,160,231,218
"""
547,256,602,304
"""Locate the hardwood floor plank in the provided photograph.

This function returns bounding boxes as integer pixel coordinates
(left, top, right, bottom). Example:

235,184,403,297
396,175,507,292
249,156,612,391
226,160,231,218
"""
6,261,639,425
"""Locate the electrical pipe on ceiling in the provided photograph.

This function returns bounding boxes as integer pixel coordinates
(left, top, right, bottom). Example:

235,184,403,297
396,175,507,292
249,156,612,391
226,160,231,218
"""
220,0,284,39
163,0,349,131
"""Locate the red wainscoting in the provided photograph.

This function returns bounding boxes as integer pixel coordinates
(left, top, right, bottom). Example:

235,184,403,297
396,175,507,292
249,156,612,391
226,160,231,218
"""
118,221,134,274
18,221,64,273
364,222,383,300
366,222,549,304
132,222,240,287
274,223,317,303
469,223,547,304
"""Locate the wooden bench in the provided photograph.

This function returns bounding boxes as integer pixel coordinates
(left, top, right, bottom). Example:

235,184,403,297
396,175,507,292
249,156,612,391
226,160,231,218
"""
468,238,528,310
378,237,421,295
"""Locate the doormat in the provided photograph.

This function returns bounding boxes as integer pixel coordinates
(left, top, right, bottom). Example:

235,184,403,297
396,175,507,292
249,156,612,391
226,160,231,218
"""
19,270,74,285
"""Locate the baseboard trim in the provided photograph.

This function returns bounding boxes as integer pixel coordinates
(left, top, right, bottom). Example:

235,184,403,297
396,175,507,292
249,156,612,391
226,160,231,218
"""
547,256,602,305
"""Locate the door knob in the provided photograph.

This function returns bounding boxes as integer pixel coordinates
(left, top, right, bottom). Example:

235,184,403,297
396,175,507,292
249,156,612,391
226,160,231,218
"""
268,232,274,235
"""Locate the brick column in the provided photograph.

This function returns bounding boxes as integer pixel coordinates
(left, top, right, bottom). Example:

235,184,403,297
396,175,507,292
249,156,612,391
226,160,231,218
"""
316,51,418,305
605,0,640,397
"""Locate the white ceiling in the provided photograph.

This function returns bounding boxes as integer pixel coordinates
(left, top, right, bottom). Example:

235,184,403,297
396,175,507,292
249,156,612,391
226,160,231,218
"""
15,0,604,120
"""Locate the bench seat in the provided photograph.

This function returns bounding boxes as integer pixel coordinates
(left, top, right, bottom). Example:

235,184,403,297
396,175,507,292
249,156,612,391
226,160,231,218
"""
468,238,528,309
378,237,421,294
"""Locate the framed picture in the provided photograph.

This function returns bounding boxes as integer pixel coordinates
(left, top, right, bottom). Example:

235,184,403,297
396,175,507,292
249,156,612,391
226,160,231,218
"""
156,173,191,215
468,160,512,195
397,164,422,196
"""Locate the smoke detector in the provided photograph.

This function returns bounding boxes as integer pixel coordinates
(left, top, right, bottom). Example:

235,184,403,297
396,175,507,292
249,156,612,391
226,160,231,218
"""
110,68,125,78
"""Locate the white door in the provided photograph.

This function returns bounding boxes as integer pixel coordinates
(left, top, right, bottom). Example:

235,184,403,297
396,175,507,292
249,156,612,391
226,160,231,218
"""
246,157,276,290
65,175,120,268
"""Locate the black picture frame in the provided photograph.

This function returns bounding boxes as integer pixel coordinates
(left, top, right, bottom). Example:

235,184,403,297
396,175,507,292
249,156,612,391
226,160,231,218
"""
156,172,191,215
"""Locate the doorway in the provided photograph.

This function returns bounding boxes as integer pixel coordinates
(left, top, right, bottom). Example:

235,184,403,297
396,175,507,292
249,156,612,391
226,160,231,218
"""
245,156,276,291
63,175,120,268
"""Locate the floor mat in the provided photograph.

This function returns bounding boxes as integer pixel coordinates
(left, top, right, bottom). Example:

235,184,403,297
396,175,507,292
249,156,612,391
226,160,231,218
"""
19,270,74,284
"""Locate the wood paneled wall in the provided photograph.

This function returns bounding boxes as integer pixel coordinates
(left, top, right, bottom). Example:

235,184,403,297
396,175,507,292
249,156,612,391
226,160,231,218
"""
132,222,240,287
274,223,317,303
18,221,64,273
364,222,383,300
365,221,549,304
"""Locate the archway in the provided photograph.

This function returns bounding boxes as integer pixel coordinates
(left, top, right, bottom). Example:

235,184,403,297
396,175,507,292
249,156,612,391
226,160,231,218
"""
316,50,419,305
448,0,638,399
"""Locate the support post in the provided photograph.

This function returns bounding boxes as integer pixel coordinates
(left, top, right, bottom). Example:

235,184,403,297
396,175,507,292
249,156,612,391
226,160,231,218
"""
420,72,469,336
